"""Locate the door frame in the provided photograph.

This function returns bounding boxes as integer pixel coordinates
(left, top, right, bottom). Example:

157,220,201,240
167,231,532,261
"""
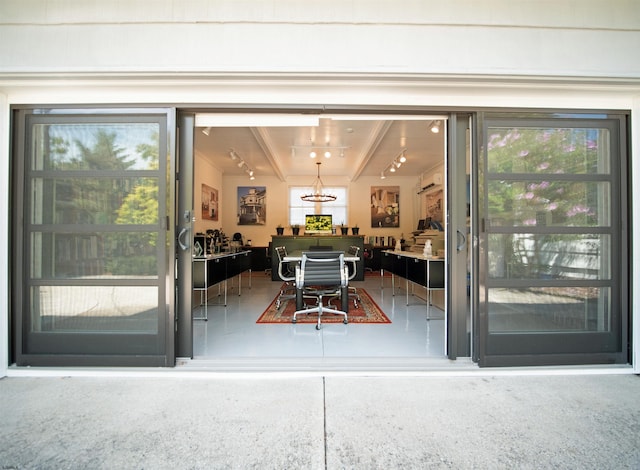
10,106,177,367
174,106,473,363
475,111,630,367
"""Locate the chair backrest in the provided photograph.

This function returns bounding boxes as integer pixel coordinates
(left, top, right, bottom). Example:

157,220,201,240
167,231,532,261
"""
309,245,333,251
297,251,346,288
275,246,294,280
275,246,287,262
347,245,360,256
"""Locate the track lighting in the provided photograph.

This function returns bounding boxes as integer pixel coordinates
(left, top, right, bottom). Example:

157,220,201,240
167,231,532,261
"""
229,149,256,180
380,171,386,179
430,121,441,133
290,143,349,159
382,148,407,177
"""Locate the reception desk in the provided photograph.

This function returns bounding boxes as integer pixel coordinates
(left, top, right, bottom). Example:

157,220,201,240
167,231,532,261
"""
381,250,445,319
193,250,252,319
270,235,365,281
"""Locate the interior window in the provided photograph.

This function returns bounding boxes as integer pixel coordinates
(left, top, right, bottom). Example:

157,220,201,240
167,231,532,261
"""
289,186,348,226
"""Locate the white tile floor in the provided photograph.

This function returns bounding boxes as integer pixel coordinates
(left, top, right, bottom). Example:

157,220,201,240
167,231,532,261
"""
193,272,446,359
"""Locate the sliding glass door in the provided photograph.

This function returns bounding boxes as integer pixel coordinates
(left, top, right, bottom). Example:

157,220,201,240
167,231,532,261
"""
477,113,629,366
12,108,176,366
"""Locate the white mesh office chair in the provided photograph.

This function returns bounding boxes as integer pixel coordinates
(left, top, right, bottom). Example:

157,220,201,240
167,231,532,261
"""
275,246,296,309
293,251,349,330
346,245,361,308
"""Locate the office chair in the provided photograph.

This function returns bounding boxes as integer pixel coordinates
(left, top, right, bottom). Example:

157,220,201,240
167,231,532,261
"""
293,251,349,330
363,245,373,272
275,246,296,309
308,245,333,251
346,245,361,308
264,242,273,276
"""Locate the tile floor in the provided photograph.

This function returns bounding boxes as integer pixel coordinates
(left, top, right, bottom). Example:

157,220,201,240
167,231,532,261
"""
192,272,446,359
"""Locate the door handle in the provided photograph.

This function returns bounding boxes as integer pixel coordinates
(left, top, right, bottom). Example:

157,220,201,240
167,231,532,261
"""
178,227,190,251
456,229,467,252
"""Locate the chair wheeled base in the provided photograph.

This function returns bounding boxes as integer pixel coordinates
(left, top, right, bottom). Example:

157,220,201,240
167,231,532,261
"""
293,289,348,330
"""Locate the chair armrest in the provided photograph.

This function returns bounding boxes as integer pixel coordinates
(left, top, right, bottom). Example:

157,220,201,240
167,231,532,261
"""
341,266,349,287
295,265,303,288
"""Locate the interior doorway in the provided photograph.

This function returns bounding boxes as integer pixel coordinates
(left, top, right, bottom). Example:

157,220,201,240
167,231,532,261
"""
176,110,473,365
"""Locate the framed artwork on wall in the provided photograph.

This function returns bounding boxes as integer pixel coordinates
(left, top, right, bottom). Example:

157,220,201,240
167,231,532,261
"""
201,184,218,221
370,185,400,227
238,186,267,225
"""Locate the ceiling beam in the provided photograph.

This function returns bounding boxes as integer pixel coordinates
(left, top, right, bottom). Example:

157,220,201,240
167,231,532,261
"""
350,120,394,182
251,127,287,182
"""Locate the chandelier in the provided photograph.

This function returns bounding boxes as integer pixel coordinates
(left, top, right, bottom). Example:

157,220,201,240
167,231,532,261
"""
301,162,337,203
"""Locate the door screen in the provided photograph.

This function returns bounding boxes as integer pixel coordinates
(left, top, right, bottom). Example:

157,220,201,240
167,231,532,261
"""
478,115,628,366
12,109,174,366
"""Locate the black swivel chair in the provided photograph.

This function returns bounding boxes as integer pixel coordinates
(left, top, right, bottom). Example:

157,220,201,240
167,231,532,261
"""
293,251,349,330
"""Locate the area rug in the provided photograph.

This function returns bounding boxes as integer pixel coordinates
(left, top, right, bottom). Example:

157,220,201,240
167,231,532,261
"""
256,286,391,324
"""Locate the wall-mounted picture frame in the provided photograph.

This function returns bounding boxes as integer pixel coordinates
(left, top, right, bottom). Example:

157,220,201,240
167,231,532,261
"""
370,185,400,227
238,186,267,225
201,184,218,221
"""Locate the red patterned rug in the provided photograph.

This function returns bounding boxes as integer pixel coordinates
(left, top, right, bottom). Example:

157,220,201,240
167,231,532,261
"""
256,286,391,324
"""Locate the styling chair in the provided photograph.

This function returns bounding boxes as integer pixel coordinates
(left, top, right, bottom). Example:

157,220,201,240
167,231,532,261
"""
346,245,361,308
275,246,296,309
293,251,349,330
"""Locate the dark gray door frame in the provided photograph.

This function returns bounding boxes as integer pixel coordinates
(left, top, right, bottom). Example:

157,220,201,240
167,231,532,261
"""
447,113,473,359
176,113,195,358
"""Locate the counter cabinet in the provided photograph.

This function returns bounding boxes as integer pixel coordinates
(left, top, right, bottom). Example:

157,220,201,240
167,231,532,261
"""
381,250,445,318
193,250,252,319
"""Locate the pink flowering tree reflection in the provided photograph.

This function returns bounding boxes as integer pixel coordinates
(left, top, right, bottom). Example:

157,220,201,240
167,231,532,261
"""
487,127,601,228
487,127,604,278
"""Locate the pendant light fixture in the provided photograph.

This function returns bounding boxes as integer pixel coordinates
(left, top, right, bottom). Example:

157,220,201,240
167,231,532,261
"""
300,162,337,203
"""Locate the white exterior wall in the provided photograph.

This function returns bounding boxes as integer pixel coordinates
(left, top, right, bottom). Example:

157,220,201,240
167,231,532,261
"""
1,0,639,376
0,0,639,78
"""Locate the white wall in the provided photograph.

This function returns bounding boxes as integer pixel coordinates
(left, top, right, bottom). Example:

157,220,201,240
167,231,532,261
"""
194,151,223,235
0,0,638,79
0,92,8,377
1,0,639,375
220,173,418,248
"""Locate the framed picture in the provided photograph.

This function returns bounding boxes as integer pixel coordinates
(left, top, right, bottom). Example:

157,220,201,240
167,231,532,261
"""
238,186,267,225
370,185,399,227
201,184,218,221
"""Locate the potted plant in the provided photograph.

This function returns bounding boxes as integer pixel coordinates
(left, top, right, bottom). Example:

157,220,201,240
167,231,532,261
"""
291,224,300,236
276,224,284,236
351,224,360,235
340,222,349,235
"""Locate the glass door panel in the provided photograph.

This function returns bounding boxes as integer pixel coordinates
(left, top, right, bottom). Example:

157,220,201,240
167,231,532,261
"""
478,115,628,366
13,109,175,366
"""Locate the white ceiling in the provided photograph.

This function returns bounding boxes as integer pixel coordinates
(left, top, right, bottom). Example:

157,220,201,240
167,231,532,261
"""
194,115,446,182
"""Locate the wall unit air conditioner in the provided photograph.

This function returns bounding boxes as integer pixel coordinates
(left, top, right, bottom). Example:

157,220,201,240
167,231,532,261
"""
418,173,443,194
